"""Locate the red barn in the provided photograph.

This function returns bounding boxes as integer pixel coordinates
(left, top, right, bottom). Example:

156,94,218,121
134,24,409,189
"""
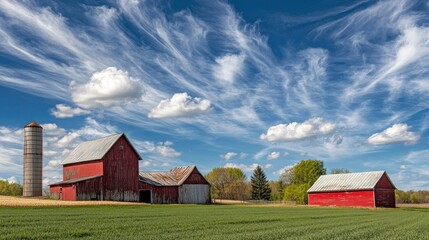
50,133,211,204
307,171,396,208
139,166,211,204
50,133,142,201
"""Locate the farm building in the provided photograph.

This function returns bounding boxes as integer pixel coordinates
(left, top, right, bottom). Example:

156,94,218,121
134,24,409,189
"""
307,171,396,208
50,133,211,204
139,166,211,204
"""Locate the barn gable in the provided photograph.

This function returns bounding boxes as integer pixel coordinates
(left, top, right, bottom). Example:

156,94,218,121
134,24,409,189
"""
374,173,396,189
61,133,141,165
307,171,395,193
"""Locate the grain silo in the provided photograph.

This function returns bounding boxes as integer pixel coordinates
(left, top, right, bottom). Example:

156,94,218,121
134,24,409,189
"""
23,121,43,197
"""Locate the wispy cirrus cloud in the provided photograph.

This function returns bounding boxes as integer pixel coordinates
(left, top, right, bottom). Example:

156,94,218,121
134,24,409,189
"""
213,54,245,84
0,0,429,188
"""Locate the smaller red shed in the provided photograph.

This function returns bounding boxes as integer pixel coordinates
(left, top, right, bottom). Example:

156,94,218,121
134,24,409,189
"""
308,171,396,208
138,166,211,204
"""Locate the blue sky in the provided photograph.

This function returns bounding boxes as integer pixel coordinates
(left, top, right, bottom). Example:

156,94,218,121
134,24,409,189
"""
0,0,428,190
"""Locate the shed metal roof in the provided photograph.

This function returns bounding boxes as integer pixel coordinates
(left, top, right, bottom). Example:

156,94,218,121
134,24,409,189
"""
49,175,102,186
139,166,197,186
307,171,390,193
61,133,141,165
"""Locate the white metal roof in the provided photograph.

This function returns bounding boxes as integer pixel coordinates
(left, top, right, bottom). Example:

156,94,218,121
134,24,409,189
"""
62,133,133,165
307,171,389,193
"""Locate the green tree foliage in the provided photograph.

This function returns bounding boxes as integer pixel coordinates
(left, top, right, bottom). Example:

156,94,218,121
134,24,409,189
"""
396,190,429,203
283,184,308,204
0,180,23,196
251,166,271,200
330,168,351,174
291,160,326,184
270,180,286,201
283,160,326,204
205,168,249,200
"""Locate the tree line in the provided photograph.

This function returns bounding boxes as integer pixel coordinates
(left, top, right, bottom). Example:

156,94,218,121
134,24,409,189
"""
206,160,429,205
396,190,429,203
206,159,327,203
0,179,23,196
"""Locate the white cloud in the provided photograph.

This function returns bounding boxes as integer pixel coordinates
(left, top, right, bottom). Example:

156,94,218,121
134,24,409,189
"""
161,162,170,167
148,92,211,118
239,152,247,159
56,132,80,148
267,152,279,160
264,164,273,169
142,161,152,167
44,150,57,157
40,123,66,136
155,143,181,158
47,160,62,168
367,123,420,145
261,117,336,142
273,164,295,176
400,165,406,170
224,163,259,173
0,176,18,183
135,140,181,158
213,54,245,83
43,176,62,186
71,67,143,108
221,152,237,161
51,104,90,118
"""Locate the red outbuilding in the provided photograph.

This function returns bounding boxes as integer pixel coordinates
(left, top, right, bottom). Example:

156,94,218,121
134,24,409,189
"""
139,166,211,204
50,133,142,201
307,171,396,208
50,133,211,204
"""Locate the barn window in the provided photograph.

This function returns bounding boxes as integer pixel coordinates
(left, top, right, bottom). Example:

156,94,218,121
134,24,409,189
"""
119,145,124,150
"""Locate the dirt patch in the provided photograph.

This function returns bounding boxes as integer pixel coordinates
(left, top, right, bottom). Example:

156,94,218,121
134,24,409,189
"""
0,195,144,207
397,203,429,208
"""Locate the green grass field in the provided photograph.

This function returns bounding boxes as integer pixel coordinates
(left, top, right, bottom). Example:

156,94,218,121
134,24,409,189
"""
0,205,428,240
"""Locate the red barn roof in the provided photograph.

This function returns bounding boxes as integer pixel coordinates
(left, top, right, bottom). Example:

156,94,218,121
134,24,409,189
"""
307,171,396,193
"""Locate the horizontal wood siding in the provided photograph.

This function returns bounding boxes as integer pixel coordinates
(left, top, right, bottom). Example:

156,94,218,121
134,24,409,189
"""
63,160,103,180
179,184,211,204
76,177,103,201
103,136,140,202
375,189,396,208
183,168,210,185
138,181,178,204
308,190,375,208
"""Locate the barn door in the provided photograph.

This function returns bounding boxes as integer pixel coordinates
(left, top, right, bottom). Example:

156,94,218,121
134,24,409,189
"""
139,190,151,203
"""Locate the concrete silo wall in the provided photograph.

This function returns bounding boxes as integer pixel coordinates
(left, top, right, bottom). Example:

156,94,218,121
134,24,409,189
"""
23,124,43,197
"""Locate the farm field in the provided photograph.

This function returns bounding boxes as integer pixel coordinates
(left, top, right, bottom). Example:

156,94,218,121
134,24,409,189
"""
1,204,428,240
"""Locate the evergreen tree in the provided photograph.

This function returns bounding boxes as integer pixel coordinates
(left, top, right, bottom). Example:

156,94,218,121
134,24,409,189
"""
251,166,271,200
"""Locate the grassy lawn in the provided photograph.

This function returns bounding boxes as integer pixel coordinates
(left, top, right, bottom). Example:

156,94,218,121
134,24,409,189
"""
0,205,428,240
